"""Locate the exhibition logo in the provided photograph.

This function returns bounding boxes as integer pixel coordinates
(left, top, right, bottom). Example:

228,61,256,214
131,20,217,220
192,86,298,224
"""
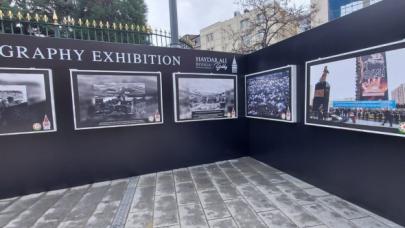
195,56,229,72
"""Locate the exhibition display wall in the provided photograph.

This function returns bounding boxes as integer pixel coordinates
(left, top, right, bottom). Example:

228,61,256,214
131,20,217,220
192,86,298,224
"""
1,0,405,226
0,33,247,198
245,0,405,225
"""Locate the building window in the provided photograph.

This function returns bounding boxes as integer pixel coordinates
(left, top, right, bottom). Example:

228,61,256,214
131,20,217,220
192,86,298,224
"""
370,0,382,4
340,1,364,17
240,19,249,31
206,33,214,42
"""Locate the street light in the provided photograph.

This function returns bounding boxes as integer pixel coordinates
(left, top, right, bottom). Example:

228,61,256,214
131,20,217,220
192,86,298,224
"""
169,0,180,48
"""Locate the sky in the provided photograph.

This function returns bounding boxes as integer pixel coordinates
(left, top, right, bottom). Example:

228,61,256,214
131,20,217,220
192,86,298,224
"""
145,0,310,35
179,78,234,94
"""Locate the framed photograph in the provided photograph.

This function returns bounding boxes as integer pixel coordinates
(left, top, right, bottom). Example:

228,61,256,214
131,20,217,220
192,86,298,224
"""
70,70,163,130
245,65,297,123
0,68,56,136
173,73,238,123
306,40,405,137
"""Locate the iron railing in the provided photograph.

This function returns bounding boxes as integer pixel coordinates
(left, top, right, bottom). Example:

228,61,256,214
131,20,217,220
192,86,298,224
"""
0,8,193,49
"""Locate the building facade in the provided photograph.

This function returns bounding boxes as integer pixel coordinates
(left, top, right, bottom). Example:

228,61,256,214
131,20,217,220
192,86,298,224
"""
200,8,298,53
311,0,383,27
392,84,405,106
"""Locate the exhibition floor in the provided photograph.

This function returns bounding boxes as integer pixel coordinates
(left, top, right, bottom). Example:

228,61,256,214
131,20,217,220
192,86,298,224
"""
0,157,402,228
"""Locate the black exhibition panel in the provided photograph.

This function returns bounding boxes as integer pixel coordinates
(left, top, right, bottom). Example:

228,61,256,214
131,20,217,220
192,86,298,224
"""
1,0,405,226
244,0,405,225
0,34,247,198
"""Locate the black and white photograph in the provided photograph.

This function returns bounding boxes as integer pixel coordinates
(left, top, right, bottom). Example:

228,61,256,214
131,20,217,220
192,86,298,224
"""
0,68,56,136
306,41,405,137
173,73,237,122
70,70,163,130
246,66,297,122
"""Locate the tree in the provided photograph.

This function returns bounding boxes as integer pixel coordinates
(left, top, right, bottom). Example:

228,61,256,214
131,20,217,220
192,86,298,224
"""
225,0,317,54
4,0,147,25
76,0,147,25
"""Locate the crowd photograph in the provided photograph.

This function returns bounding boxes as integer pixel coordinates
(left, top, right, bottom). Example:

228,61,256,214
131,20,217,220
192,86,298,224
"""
246,69,291,120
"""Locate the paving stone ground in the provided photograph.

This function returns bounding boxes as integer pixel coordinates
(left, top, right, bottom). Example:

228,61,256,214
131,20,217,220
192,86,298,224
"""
0,157,403,228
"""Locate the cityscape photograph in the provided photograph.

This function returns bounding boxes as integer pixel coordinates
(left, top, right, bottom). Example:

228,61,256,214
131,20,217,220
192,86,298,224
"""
175,75,237,121
72,72,162,129
308,46,405,135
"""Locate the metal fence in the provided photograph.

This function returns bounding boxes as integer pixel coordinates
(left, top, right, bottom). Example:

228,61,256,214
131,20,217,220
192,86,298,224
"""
0,8,193,49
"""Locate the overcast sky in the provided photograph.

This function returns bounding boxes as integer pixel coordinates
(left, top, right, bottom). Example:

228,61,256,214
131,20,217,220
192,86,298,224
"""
145,0,311,35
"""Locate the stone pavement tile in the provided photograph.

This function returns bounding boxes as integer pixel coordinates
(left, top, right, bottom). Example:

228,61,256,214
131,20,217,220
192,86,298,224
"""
178,204,209,228
276,181,317,205
218,163,250,186
280,174,314,189
368,213,404,228
258,210,298,228
177,191,200,206
153,194,179,227
204,164,223,175
214,184,240,201
175,182,195,193
208,217,238,228
5,189,66,228
247,174,282,195
237,184,276,212
57,181,111,228
125,212,153,228
318,195,369,220
303,187,330,197
156,171,175,196
351,216,392,228
256,182,283,196
173,168,192,183
203,202,230,220
265,193,323,227
0,197,19,202
138,173,156,187
303,203,359,228
32,185,89,228
197,189,223,207
175,182,199,205
229,159,258,178
210,176,232,187
193,177,215,191
0,198,19,213
189,166,210,179
204,165,232,186
243,160,285,184
85,179,129,228
225,198,267,228
0,192,43,227
241,157,280,173
130,186,155,214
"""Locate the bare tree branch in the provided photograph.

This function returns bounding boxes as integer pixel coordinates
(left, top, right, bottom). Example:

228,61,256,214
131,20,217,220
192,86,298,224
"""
224,0,318,54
